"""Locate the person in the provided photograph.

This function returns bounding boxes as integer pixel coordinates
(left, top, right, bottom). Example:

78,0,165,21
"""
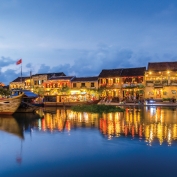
172,96,176,103
133,95,136,104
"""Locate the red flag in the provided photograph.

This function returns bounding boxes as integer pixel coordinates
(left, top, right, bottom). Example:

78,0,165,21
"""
16,59,22,65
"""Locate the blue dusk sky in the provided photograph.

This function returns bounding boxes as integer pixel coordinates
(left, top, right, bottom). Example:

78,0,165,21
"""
0,0,177,85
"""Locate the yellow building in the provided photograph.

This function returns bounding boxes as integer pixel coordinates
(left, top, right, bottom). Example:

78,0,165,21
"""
71,76,99,101
31,72,65,90
98,69,122,98
98,67,146,100
145,62,177,99
43,76,75,95
9,72,66,94
42,76,99,102
9,77,30,90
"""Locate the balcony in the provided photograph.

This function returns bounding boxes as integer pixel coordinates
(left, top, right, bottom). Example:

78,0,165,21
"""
105,83,121,89
122,83,143,88
171,81,177,86
146,81,154,87
154,81,163,88
162,80,168,86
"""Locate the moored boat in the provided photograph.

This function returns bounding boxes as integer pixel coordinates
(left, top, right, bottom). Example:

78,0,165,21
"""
11,89,43,112
0,93,24,115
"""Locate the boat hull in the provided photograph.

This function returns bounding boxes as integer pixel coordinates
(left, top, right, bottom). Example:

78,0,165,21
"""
0,94,24,115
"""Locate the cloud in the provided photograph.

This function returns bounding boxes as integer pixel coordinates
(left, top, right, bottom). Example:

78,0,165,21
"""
37,64,51,73
2,45,177,85
42,46,177,77
0,57,33,85
0,69,19,84
26,63,32,68
0,56,15,67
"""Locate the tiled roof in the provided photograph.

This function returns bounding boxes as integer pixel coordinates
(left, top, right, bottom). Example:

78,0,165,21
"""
99,67,146,77
11,77,30,82
32,72,66,77
72,76,98,82
99,69,123,77
121,67,146,76
49,76,75,81
148,62,177,71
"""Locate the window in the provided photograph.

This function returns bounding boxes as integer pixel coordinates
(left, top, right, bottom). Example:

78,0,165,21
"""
81,83,85,87
34,81,38,85
91,82,94,87
172,90,176,94
73,83,76,87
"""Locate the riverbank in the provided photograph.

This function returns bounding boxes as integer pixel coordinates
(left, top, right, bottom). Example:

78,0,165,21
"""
98,101,177,107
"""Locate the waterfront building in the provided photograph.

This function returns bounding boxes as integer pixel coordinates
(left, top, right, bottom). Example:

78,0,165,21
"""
145,61,177,99
31,72,65,90
98,69,122,98
43,75,75,95
9,72,66,94
71,76,99,101
121,67,146,99
0,82,5,87
42,76,98,102
98,67,146,100
9,76,30,89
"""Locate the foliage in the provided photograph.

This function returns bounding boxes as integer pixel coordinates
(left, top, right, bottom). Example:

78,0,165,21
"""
61,86,70,93
71,104,125,113
98,86,106,94
0,88,11,96
162,98,171,101
138,84,145,88
50,88,60,95
33,87,45,96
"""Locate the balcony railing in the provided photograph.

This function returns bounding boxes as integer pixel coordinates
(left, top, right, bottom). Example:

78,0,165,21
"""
105,83,121,89
122,83,144,88
171,81,177,86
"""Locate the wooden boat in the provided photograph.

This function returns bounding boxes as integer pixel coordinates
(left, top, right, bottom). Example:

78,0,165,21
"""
11,89,41,112
0,93,24,115
16,101,39,113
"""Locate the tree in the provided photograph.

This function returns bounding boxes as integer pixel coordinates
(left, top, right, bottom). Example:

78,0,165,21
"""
0,88,11,96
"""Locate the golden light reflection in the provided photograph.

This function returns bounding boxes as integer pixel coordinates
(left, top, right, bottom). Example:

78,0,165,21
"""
34,107,177,146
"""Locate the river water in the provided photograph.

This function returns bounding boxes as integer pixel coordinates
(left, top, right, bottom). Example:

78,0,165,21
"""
0,106,177,177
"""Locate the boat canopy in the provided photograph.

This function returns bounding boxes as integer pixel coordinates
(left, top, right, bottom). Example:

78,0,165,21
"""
11,89,38,98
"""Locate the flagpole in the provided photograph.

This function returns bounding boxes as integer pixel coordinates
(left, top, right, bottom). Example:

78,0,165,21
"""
21,62,22,88
30,70,32,91
16,59,22,89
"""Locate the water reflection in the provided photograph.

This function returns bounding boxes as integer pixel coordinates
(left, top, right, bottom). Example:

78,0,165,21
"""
37,107,177,146
99,106,177,146
1,107,177,147
35,108,99,132
0,115,23,139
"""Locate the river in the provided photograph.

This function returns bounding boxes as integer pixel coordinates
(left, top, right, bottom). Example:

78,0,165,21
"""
0,106,177,177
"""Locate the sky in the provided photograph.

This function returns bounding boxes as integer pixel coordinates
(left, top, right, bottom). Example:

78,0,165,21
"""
0,0,177,85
